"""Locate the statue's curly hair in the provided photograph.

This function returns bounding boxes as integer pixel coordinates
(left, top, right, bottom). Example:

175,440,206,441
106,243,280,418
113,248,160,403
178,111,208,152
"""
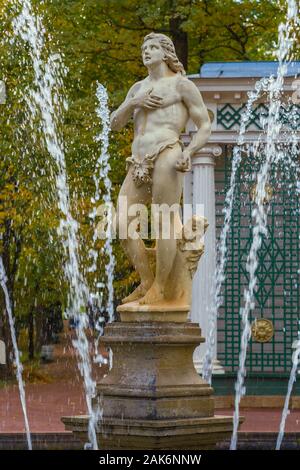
143,32,186,76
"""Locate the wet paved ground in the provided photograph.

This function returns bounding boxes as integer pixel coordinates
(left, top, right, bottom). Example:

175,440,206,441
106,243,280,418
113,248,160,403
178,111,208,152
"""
0,327,108,433
0,329,299,434
218,408,300,433
1,384,299,433
0,381,86,432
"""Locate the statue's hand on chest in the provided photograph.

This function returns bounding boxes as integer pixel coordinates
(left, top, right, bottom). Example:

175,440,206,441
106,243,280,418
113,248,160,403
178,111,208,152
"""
133,78,180,111
132,86,164,110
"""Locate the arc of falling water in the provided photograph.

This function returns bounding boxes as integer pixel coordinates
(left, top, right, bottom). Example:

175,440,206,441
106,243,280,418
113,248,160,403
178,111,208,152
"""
0,256,32,450
275,107,300,450
274,1,300,450
95,83,115,326
202,81,268,385
12,0,99,449
230,0,299,450
89,83,115,364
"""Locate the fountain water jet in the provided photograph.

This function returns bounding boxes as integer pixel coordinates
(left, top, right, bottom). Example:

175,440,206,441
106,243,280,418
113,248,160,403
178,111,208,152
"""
12,0,99,449
89,83,115,365
0,256,32,450
199,0,299,449
202,80,268,384
230,0,299,450
95,83,115,326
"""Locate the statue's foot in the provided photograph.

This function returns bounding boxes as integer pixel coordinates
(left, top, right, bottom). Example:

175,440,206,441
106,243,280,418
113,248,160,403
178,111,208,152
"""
139,282,165,305
122,282,151,304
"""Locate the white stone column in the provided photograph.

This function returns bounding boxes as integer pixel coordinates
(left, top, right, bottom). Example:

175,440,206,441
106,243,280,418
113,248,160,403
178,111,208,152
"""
188,145,225,375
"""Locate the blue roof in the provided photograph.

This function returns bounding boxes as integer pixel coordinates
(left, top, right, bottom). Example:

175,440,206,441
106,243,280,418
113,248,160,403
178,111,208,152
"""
198,61,300,78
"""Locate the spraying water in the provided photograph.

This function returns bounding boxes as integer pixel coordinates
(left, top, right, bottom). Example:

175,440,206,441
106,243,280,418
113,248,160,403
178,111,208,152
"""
275,104,300,450
95,83,115,326
202,81,268,384
12,0,99,449
89,83,115,364
230,0,299,450
0,256,32,450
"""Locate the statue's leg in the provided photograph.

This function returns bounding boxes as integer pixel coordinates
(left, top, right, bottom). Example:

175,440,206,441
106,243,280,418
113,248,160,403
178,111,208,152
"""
139,144,183,304
117,168,153,303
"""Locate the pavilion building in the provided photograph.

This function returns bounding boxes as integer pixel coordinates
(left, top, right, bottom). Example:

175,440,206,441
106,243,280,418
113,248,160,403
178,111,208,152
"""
186,61,300,397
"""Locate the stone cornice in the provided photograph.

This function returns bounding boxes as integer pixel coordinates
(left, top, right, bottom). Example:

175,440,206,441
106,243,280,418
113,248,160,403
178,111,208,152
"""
189,76,299,104
183,131,300,145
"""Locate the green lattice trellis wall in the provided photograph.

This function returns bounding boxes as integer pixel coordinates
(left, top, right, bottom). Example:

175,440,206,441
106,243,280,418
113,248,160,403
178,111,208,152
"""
216,145,300,373
217,103,300,130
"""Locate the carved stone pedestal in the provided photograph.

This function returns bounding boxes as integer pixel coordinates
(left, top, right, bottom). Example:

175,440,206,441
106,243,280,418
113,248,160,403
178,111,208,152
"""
62,307,233,450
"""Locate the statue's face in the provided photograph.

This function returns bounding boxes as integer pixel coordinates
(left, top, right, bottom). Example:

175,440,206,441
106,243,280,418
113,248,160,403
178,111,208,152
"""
141,38,165,68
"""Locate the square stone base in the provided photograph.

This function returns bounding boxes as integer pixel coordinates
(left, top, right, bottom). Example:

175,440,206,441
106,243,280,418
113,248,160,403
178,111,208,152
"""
62,316,236,449
62,415,234,450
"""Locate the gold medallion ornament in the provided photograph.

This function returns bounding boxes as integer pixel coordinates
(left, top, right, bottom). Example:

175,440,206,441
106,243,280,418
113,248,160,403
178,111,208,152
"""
251,318,274,343
250,183,273,204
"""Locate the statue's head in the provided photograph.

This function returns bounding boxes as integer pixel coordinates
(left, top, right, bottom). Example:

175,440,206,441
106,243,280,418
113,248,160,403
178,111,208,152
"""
142,32,186,75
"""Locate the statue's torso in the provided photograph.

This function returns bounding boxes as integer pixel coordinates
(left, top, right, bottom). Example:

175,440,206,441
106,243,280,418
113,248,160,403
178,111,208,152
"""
132,74,188,156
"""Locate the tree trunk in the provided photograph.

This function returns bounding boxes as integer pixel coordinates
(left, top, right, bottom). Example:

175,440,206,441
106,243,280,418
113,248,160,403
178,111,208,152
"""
169,16,188,71
1,217,21,377
0,306,15,378
34,308,44,354
28,308,34,360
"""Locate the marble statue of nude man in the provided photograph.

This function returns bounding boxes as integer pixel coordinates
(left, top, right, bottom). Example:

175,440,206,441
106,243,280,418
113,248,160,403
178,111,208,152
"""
110,32,211,305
